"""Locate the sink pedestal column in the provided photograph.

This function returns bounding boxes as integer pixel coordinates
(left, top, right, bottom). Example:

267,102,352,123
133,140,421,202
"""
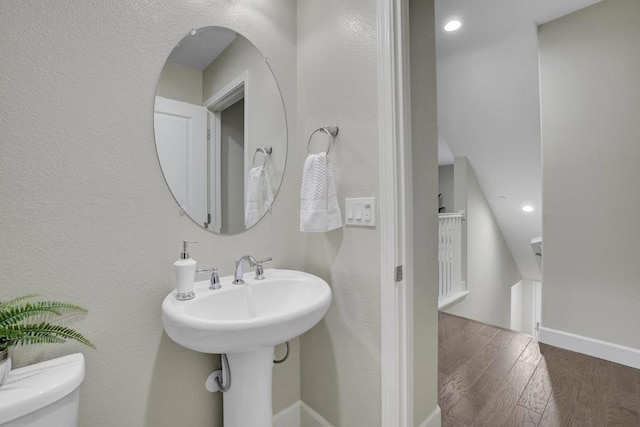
224,347,274,427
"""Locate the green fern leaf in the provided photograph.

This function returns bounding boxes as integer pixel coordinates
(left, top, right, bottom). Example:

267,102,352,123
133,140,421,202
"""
0,326,66,347
0,323,95,349
0,294,39,311
0,301,88,327
0,295,95,351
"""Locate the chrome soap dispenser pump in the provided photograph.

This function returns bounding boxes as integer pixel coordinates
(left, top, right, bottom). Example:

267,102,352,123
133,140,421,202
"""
175,240,197,300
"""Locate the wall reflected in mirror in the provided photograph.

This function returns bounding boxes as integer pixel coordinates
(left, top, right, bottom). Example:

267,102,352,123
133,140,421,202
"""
154,26,287,234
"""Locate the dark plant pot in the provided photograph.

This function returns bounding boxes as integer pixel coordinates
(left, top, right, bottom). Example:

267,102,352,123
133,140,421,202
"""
0,348,11,387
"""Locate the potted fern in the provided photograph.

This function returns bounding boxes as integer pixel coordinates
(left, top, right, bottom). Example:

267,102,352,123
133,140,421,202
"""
0,294,95,387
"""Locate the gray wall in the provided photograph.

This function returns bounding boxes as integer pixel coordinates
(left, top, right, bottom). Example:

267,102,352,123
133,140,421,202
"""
539,0,640,349
0,1,299,425
410,0,441,423
220,100,245,234
297,0,382,425
157,61,204,105
445,157,522,329
510,280,534,335
203,35,287,191
438,165,454,213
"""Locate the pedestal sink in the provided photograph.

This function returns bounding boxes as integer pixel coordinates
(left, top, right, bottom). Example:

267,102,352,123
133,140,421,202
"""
161,269,332,427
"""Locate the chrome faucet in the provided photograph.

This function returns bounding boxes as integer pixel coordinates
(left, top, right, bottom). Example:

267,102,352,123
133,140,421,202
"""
233,255,257,284
197,267,221,290
254,257,273,280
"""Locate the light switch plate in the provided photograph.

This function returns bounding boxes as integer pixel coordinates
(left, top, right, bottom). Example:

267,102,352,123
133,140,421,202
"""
345,197,376,227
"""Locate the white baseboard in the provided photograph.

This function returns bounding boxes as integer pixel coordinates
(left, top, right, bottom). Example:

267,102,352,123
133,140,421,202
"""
539,326,640,369
273,401,332,427
275,401,440,427
273,401,301,427
418,405,442,427
300,401,332,427
438,290,469,310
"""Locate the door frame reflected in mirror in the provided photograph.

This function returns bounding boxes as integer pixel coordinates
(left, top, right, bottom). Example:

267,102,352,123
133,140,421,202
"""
204,71,249,233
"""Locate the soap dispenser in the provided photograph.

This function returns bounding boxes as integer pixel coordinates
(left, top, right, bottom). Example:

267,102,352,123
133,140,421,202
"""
175,240,197,300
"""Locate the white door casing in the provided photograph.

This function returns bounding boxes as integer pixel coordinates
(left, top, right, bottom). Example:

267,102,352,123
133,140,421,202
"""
378,0,414,425
204,71,250,233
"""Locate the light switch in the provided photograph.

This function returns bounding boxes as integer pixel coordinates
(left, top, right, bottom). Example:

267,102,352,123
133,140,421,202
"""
347,205,354,220
355,203,363,220
344,197,376,227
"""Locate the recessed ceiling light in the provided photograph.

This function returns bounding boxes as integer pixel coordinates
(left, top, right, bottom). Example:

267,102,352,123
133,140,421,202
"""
498,195,507,200
522,205,534,213
444,20,463,32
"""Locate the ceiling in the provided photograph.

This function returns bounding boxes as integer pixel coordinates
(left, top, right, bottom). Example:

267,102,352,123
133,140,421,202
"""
435,0,602,280
169,27,236,70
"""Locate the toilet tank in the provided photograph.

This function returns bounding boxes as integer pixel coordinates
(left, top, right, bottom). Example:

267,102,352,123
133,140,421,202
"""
0,353,85,427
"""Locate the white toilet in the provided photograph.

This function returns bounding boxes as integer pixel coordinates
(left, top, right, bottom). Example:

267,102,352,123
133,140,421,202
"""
0,353,85,427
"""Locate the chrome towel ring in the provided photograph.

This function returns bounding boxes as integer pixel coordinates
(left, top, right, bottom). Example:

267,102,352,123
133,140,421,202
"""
307,126,339,155
252,146,273,168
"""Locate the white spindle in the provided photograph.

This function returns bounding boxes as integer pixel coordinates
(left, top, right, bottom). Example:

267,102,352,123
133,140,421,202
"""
438,213,464,305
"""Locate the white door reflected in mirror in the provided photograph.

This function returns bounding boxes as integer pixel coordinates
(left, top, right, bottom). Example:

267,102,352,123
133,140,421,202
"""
154,97,208,226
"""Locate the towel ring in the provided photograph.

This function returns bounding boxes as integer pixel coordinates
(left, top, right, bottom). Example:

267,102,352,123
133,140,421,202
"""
307,126,339,155
252,146,272,168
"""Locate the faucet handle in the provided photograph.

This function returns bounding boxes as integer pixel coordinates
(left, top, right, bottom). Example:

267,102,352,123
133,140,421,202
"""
254,257,273,280
197,267,221,290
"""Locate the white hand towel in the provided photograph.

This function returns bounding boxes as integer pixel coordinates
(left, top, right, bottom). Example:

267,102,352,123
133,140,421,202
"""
245,165,274,228
300,152,343,232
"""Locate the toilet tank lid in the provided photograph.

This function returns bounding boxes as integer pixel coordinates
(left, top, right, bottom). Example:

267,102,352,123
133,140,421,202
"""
0,353,85,425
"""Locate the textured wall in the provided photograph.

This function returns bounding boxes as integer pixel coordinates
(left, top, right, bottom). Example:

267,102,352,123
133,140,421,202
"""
297,0,382,425
0,1,299,425
445,158,522,329
539,0,640,349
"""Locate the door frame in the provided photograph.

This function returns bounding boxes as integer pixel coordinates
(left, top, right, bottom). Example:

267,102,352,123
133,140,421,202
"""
203,71,250,232
378,0,414,425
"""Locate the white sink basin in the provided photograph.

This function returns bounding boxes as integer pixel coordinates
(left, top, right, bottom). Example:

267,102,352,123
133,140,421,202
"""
161,269,332,354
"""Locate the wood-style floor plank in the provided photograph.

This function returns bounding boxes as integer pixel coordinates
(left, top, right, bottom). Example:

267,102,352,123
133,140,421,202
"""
440,327,498,378
471,339,542,426
463,333,532,407
538,344,590,426
477,324,501,338
505,405,542,427
439,320,488,385
441,395,479,427
518,357,553,414
438,312,640,427
605,362,640,426
439,320,485,356
444,333,531,423
572,356,611,426
439,311,472,345
439,329,515,413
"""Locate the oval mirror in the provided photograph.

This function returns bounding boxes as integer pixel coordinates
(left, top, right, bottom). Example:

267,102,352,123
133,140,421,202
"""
154,26,287,234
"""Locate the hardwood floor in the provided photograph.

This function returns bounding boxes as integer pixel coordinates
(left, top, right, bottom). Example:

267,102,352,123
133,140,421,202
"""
438,312,640,426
